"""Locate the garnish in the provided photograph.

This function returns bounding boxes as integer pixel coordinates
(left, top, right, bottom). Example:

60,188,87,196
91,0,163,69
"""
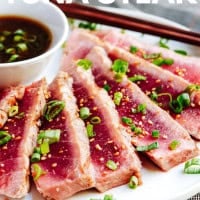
76,59,92,70
103,84,111,92
136,141,159,152
128,176,139,189
169,140,180,150
106,160,118,171
132,104,147,115
152,130,160,138
152,57,174,66
0,131,12,146
159,38,169,49
40,141,50,155
122,116,133,126
169,93,190,114
37,129,61,145
90,116,101,125
32,164,46,181
130,45,138,54
78,21,97,30
79,107,90,120
186,84,200,94
43,100,65,121
184,158,200,174
128,74,146,82
112,59,129,82
174,49,188,56
113,92,123,106
8,105,19,117
86,123,95,138
143,53,161,60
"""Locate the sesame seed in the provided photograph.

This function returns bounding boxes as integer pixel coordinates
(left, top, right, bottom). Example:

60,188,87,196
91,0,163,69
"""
95,144,102,151
0,163,4,167
52,163,57,168
56,188,60,192
147,119,153,125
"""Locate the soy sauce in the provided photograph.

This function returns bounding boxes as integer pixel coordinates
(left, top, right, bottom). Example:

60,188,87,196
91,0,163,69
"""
0,16,52,63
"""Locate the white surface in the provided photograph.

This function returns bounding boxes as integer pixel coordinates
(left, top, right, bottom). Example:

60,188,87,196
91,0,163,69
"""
19,7,200,200
0,0,68,88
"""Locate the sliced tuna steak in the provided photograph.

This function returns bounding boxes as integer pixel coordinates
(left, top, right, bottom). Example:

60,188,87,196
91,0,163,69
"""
64,58,142,191
0,79,47,198
95,29,200,84
32,72,95,200
86,46,199,171
0,86,24,128
61,31,199,171
107,46,200,140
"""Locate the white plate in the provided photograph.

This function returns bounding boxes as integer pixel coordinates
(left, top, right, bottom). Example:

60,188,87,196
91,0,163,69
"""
18,6,200,200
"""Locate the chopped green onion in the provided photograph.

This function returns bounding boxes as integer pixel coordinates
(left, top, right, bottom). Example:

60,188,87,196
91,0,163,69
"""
6,48,15,54
163,58,174,65
136,141,159,152
2,31,11,36
8,105,19,117
132,104,147,115
43,100,65,121
159,38,169,49
0,131,12,146
17,43,28,52
32,164,45,181
8,54,19,62
31,152,41,163
134,127,142,135
13,35,23,42
90,116,101,125
174,49,188,56
76,59,92,70
14,29,25,36
0,43,4,51
33,147,41,154
128,176,139,189
104,194,114,200
184,158,200,174
186,84,200,94
38,129,61,145
78,21,97,30
152,130,160,138
169,140,180,150
106,160,118,170
0,36,5,42
113,92,123,106
152,57,164,66
79,107,90,120
143,53,161,59
112,59,129,74
40,141,50,155
103,84,111,92
122,116,133,126
130,46,138,54
128,75,147,82
150,91,158,101
86,123,95,138
169,93,190,114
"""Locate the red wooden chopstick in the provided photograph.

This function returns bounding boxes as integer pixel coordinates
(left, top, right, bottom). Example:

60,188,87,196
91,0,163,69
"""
51,1,200,46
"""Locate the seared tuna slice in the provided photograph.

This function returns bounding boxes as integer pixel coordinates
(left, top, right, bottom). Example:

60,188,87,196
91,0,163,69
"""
86,46,199,171
0,79,47,198
107,46,200,140
32,72,94,200
62,32,199,171
0,86,24,128
66,29,200,140
63,58,142,191
95,29,200,84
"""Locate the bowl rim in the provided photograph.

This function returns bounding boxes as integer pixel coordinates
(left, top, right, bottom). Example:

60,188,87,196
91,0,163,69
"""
0,1,68,68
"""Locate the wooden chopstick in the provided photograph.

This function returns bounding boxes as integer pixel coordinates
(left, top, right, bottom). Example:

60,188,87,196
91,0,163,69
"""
51,1,200,46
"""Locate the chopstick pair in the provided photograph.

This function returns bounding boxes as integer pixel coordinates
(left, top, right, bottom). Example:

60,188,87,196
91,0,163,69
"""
50,1,200,46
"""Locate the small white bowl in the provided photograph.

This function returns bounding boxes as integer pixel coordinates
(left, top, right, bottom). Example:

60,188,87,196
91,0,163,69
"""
0,0,68,88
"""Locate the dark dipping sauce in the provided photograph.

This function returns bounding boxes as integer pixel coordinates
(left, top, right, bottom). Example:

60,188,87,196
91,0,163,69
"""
0,16,52,63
